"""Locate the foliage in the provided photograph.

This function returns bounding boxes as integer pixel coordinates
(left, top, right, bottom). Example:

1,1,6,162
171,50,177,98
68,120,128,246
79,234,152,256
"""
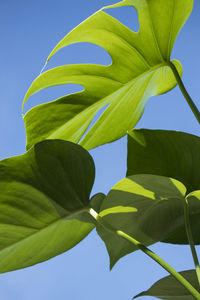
0,140,96,272
2,0,200,299
22,0,190,150
97,174,200,268
127,129,200,193
134,270,199,299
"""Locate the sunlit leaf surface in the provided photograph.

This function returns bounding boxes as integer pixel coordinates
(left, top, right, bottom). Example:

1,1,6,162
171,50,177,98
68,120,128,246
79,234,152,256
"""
23,0,192,150
0,140,95,273
96,174,200,268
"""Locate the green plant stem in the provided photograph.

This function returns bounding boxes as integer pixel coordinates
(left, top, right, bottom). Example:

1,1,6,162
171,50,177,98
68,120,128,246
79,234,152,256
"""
184,198,200,286
89,208,200,299
169,61,200,124
170,60,200,285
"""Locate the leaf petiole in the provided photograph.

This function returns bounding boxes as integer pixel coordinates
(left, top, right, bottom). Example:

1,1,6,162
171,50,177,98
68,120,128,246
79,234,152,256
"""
89,208,200,299
169,61,200,124
169,60,200,285
184,198,200,286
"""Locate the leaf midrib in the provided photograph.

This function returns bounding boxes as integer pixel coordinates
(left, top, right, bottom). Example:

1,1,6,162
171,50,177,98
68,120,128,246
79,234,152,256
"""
0,206,91,256
167,0,176,59
146,0,163,61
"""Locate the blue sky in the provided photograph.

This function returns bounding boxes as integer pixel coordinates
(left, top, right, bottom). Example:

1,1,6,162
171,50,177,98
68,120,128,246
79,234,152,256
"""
0,0,200,299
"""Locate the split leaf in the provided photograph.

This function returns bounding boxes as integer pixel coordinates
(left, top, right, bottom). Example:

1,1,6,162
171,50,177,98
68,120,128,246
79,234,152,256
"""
23,0,193,150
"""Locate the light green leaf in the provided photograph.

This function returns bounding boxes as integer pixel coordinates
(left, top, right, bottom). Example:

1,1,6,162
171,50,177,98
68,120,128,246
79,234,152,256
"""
99,206,137,217
134,270,199,299
23,0,192,150
0,140,95,273
96,174,190,268
127,129,200,193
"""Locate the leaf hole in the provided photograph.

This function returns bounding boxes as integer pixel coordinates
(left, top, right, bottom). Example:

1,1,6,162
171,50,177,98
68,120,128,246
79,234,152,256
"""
45,43,112,70
23,84,84,113
105,6,139,33
79,103,110,143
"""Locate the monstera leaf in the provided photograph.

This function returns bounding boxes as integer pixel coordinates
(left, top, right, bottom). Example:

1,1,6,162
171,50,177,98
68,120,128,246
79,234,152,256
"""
23,0,192,150
134,270,199,299
96,174,200,268
0,139,99,273
127,129,200,193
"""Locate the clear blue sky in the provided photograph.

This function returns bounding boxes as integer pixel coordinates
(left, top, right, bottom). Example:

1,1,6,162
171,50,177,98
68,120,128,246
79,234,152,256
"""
0,1,200,299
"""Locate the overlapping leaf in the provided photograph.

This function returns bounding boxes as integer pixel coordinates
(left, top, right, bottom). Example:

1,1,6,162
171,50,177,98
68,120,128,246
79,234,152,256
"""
134,270,199,299
23,0,192,150
127,129,200,244
127,129,200,193
0,140,97,273
96,174,200,268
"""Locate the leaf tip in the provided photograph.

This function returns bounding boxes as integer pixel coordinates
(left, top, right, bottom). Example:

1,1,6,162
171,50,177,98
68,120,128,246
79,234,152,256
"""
109,255,117,271
132,291,145,299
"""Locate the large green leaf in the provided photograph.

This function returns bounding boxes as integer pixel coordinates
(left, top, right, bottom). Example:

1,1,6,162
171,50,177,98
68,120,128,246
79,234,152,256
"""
96,174,200,268
0,140,96,273
127,129,200,193
134,270,199,299
97,174,184,267
22,0,193,150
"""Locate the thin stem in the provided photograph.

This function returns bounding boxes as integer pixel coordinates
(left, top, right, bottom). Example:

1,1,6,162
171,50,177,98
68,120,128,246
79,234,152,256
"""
170,60,200,284
169,61,200,124
184,198,200,286
89,208,200,299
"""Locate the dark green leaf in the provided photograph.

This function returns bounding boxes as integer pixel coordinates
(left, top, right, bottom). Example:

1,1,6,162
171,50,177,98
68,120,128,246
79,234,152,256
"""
127,129,200,245
134,270,199,299
127,129,200,193
23,0,193,150
90,193,106,213
0,140,95,273
97,174,190,268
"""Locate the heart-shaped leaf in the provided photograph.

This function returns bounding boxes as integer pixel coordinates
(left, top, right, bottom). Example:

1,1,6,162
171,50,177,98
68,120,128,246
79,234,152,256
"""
127,129,200,244
23,0,193,150
134,270,199,299
96,174,195,268
0,140,96,273
127,129,200,193
97,174,200,267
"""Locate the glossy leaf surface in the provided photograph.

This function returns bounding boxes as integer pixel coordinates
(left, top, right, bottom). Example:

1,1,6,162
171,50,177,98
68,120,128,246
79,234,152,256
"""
127,129,200,193
0,140,95,273
134,270,199,299
96,174,199,268
23,0,193,150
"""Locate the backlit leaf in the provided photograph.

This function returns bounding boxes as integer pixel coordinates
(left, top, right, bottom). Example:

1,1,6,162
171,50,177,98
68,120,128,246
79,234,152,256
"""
23,0,192,150
0,140,95,273
96,174,195,268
